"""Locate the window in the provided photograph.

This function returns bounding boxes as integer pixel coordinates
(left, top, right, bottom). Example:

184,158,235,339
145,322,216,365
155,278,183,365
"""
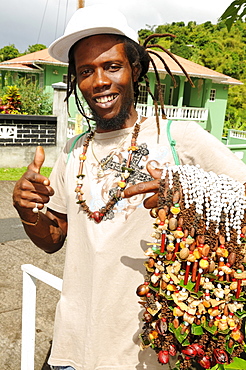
30,75,36,84
26,75,36,84
138,84,148,104
209,89,216,101
13,72,18,82
154,83,166,104
39,73,44,88
168,87,174,105
63,74,68,84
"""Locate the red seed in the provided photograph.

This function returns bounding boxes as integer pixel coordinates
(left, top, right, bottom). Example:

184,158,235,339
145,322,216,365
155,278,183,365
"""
199,356,211,369
182,345,197,358
158,350,169,364
169,344,177,357
213,349,228,364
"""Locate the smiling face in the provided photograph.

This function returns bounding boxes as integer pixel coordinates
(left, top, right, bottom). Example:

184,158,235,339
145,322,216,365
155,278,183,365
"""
74,34,139,132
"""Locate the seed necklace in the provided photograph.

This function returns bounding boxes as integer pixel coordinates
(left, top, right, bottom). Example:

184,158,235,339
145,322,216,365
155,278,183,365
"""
75,118,141,223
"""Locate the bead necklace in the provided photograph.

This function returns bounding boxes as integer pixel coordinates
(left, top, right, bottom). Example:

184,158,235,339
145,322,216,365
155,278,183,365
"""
137,164,246,369
91,129,134,178
75,120,141,223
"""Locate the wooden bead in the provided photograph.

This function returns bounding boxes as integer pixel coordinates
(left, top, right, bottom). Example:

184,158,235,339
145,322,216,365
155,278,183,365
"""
158,208,166,222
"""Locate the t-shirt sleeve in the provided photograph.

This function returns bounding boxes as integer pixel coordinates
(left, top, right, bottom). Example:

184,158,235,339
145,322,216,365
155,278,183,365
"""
47,149,68,214
173,121,246,184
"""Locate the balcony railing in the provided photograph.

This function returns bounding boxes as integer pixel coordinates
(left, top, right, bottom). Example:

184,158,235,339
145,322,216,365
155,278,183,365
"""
136,104,208,122
229,129,246,140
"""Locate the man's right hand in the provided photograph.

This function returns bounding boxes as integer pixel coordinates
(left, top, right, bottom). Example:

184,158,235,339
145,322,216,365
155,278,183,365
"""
13,146,54,218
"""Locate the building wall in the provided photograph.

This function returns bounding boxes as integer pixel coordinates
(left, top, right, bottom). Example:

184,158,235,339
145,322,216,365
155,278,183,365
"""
0,114,57,167
43,65,68,95
189,78,204,107
206,83,228,138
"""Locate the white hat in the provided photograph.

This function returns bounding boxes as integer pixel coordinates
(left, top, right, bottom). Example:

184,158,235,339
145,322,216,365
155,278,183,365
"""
48,4,139,63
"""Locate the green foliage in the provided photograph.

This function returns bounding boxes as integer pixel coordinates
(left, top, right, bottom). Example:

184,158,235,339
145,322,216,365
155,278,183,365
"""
0,80,52,116
138,29,153,43
0,85,22,114
170,39,193,59
0,43,47,62
0,44,20,61
220,0,246,31
16,78,52,115
25,44,47,54
223,356,246,369
224,81,246,135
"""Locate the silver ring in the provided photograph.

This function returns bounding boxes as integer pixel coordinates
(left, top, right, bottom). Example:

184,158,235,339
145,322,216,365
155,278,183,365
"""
32,203,39,213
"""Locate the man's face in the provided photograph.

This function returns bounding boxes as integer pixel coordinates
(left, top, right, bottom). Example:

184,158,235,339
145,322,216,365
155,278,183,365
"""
74,34,137,131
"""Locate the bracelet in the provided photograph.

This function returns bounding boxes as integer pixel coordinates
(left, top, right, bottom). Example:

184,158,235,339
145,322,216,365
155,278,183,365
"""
21,212,40,226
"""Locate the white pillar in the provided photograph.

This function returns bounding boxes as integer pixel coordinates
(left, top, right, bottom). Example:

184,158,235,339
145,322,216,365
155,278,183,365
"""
52,82,68,157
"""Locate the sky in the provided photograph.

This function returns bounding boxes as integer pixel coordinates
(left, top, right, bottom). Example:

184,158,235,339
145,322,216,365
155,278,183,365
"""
0,0,233,52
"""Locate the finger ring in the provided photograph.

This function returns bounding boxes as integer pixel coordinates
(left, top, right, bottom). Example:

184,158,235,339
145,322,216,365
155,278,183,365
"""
32,203,39,213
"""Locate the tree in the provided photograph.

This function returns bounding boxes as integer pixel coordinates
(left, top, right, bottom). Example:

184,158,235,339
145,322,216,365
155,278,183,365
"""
220,0,246,30
25,44,47,54
224,84,246,135
138,29,154,44
0,45,20,61
16,78,52,115
170,39,193,59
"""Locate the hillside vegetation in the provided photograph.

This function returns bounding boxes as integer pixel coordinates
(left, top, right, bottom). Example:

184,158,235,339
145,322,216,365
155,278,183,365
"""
139,20,246,133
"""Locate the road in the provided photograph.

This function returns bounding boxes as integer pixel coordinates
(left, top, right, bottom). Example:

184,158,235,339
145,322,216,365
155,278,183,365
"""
0,217,27,243
0,181,65,370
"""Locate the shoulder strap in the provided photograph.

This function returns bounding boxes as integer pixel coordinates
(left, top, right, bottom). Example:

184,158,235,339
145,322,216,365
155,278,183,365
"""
167,120,180,166
67,129,89,163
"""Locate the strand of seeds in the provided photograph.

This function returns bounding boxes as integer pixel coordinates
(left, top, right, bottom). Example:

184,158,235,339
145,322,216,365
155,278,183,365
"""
138,164,246,369
75,121,141,223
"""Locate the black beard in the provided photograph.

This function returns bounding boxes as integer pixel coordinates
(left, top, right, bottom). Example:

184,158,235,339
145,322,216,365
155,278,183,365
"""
91,102,132,131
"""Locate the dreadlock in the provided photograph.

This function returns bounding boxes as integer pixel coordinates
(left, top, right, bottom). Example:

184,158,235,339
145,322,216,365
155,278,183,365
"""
65,33,194,134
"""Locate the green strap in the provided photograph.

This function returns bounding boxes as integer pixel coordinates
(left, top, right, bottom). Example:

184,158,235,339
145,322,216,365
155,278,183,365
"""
167,119,180,165
67,129,90,163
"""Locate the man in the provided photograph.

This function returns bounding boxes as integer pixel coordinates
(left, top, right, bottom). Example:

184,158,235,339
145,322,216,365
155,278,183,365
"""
13,5,246,370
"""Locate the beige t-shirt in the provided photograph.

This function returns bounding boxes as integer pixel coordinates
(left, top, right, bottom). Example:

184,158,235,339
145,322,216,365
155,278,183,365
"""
48,118,246,370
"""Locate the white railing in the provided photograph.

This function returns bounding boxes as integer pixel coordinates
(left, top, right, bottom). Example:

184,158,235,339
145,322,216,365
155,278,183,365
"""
21,264,63,370
229,129,246,140
136,104,208,121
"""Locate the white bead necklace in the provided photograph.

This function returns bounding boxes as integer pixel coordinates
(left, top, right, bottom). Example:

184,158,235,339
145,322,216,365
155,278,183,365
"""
162,164,246,242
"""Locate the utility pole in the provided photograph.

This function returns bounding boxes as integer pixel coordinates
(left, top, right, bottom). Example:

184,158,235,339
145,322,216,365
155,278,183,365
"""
78,0,85,8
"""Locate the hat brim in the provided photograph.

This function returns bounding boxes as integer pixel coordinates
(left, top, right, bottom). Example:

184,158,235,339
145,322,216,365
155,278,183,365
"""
48,26,138,63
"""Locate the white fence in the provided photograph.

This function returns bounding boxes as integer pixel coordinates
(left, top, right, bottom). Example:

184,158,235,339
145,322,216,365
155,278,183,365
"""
136,104,208,122
21,264,63,370
229,129,246,140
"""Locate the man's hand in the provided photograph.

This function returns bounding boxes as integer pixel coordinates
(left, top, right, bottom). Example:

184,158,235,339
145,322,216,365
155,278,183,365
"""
122,162,163,209
12,146,67,253
13,146,54,217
